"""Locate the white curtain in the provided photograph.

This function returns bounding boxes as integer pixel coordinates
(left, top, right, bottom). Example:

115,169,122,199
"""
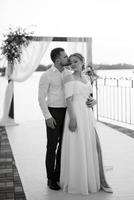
10,37,52,82
0,37,52,126
67,37,92,65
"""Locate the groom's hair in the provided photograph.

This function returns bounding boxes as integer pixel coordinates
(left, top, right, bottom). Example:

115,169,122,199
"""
50,47,65,63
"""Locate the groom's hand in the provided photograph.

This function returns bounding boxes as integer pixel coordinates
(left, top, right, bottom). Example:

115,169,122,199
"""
86,97,97,108
46,117,57,129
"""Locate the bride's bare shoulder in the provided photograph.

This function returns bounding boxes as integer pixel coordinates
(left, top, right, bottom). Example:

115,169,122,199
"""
82,73,91,83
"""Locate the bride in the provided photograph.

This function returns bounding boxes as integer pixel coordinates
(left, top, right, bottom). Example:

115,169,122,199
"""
60,53,113,195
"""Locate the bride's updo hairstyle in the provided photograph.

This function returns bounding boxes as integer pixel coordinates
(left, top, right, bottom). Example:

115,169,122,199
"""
69,53,85,70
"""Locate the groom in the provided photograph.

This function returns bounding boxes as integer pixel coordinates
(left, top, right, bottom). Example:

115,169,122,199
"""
38,47,96,191
38,47,70,190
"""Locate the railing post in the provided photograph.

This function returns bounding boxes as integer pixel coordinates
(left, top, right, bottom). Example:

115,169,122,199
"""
129,79,133,124
131,80,133,88
117,79,119,87
95,79,99,120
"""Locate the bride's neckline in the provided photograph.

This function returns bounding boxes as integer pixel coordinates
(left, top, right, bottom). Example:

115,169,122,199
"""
72,74,88,85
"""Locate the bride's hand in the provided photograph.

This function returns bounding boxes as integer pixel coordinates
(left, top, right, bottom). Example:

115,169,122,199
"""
69,118,77,132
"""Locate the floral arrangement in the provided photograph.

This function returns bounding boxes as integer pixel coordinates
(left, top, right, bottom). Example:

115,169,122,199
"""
84,64,99,85
0,27,33,65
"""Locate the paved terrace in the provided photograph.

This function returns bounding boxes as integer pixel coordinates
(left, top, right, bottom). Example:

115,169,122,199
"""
0,120,134,200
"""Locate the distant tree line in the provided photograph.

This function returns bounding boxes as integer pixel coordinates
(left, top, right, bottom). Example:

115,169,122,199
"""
94,63,134,70
1,63,134,77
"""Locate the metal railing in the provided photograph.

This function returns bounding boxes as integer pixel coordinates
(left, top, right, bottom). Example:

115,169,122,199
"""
94,77,134,126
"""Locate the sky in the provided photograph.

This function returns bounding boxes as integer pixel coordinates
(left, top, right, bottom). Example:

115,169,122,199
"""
0,0,134,64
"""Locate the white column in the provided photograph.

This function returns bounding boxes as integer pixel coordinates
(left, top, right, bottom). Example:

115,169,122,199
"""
86,37,92,65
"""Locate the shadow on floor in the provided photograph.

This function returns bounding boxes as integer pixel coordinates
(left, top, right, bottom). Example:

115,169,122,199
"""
100,121,134,139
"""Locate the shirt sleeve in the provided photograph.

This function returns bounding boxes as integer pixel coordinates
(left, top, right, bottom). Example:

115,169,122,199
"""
38,72,52,120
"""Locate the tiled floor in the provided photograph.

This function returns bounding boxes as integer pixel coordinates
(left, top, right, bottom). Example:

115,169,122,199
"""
0,120,134,200
0,126,26,200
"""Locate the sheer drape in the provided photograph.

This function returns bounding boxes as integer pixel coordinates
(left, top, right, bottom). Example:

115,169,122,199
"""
10,37,52,82
67,37,92,65
0,37,52,126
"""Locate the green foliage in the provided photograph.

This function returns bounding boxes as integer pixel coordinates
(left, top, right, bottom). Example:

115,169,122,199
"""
1,27,33,65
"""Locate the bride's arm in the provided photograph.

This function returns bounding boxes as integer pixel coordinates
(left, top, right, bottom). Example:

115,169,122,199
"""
66,96,77,132
63,74,77,132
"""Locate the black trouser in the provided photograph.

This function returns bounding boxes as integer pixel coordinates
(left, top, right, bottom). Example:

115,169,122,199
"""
45,107,66,182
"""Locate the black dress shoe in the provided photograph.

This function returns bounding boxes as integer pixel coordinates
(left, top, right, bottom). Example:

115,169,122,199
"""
47,179,61,190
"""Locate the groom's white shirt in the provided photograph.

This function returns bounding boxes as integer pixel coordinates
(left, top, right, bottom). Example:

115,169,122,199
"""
38,65,71,120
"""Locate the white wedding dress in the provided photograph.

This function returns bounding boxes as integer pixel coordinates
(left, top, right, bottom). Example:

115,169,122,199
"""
60,76,109,195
